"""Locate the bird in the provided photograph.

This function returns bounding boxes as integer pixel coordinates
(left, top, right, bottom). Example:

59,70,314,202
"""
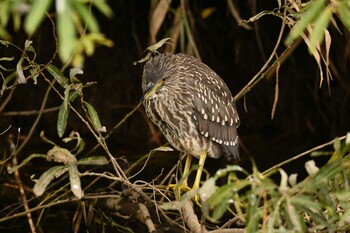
141,53,240,198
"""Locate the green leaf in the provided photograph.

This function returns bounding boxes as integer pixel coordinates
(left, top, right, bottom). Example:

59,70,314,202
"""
57,86,71,137
92,0,114,18
8,154,47,173
0,27,11,40
333,137,341,151
74,2,100,32
47,64,68,88
303,160,342,192
24,0,53,34
57,0,77,63
336,1,350,29
84,101,104,132
290,195,322,213
285,0,326,45
203,183,236,221
33,165,68,196
308,6,332,54
68,164,83,199
199,177,217,202
285,197,303,232
76,156,109,165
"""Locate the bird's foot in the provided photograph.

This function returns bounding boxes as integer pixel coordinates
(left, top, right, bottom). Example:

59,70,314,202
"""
166,183,202,206
166,182,191,199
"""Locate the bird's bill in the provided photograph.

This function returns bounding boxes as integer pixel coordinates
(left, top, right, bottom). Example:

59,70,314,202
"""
141,80,163,102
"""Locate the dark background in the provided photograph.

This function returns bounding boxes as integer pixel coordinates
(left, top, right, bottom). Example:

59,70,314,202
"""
1,0,350,174
0,1,350,230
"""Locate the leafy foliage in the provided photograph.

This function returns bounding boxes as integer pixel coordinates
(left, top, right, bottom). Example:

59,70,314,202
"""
1,0,350,232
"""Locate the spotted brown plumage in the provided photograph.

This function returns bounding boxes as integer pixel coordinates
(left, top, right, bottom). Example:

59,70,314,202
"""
141,53,240,161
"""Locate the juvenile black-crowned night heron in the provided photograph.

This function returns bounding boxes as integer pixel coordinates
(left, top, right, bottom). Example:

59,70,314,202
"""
141,53,240,196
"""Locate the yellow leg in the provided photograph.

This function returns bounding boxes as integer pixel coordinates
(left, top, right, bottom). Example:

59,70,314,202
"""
182,154,192,186
193,151,207,190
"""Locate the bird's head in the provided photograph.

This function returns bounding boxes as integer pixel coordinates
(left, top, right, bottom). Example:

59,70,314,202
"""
141,54,177,101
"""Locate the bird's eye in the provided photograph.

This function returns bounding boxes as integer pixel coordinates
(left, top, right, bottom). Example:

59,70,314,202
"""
162,78,166,81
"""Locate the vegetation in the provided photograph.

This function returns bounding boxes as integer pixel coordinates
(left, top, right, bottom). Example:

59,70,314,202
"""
1,0,350,232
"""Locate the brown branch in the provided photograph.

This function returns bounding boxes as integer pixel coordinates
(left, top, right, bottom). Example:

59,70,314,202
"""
8,135,36,233
181,200,207,233
2,106,60,116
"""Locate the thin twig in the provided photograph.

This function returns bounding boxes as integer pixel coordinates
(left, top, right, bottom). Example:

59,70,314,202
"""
234,4,287,101
8,135,36,233
262,134,347,175
2,106,60,116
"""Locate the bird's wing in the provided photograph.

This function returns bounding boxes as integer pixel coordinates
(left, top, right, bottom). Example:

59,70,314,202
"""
190,71,239,149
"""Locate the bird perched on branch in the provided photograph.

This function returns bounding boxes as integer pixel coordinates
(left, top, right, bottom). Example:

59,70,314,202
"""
141,53,240,197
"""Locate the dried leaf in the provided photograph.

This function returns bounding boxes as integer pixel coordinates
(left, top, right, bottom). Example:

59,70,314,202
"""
152,146,173,152
279,169,289,193
47,146,76,164
16,58,26,84
305,160,319,175
149,0,172,44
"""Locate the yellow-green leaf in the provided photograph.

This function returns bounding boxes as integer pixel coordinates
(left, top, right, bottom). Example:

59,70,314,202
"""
92,0,114,18
308,6,332,54
285,0,326,45
336,1,350,29
74,2,100,32
24,0,53,34
57,0,77,63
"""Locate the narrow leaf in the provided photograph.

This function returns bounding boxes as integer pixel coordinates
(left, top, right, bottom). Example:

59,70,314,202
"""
68,164,83,199
336,1,350,29
285,197,303,232
308,6,332,54
285,0,326,45
33,165,68,196
47,64,68,88
57,86,71,137
8,154,47,174
76,156,109,165
57,0,77,62
84,101,103,132
24,0,53,34
16,58,27,84
74,2,100,32
92,0,114,18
